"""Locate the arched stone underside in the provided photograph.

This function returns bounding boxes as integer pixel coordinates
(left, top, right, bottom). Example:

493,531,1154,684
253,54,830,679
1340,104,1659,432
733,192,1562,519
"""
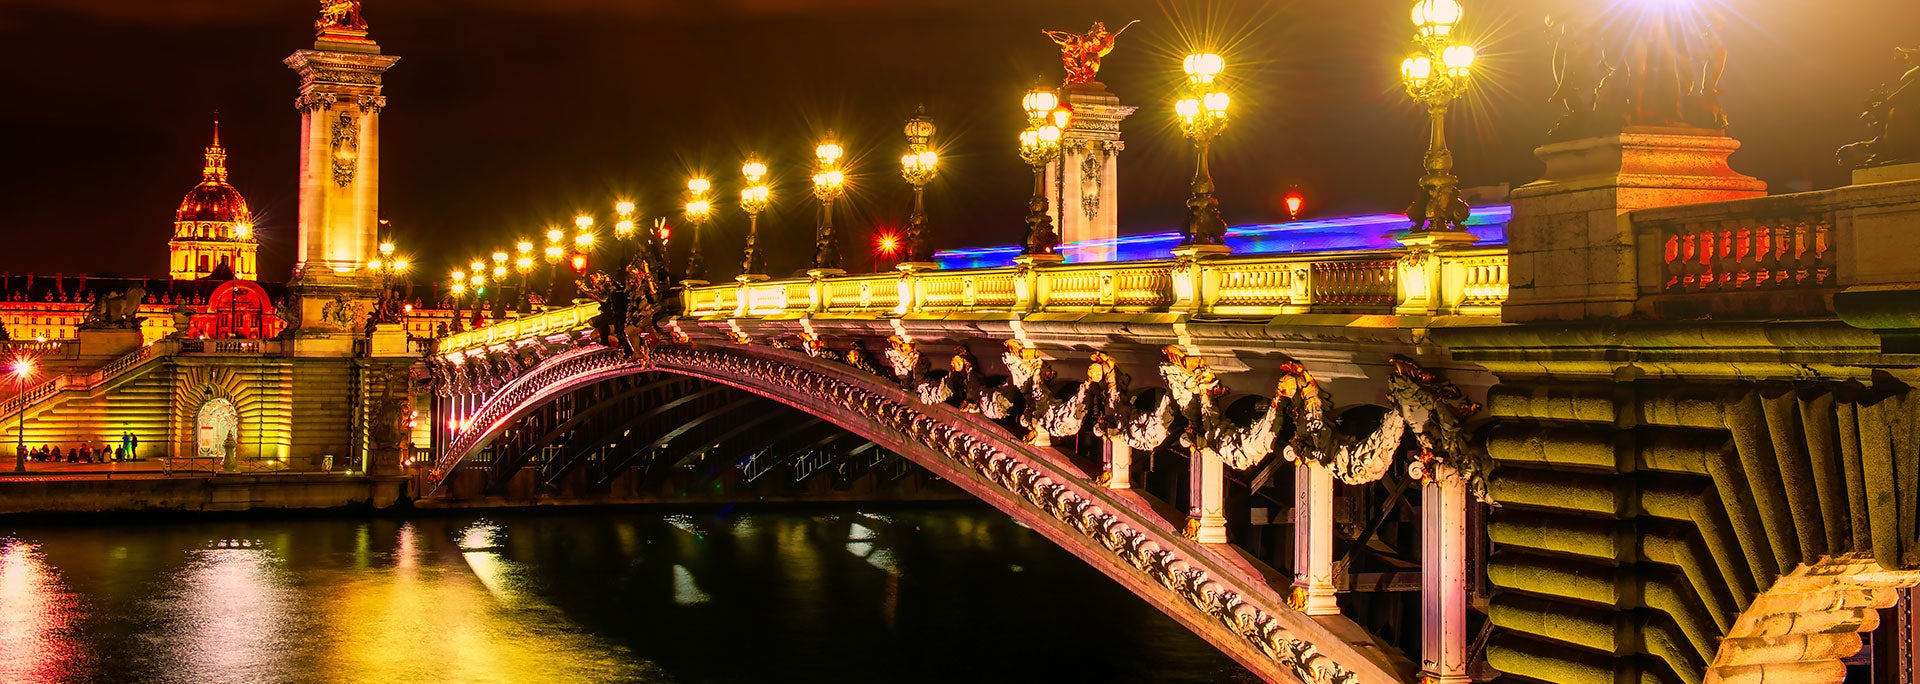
1484,379,1920,684
434,342,1411,684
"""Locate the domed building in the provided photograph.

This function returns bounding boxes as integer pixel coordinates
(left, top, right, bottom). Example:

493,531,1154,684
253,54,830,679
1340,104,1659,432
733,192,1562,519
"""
168,120,258,280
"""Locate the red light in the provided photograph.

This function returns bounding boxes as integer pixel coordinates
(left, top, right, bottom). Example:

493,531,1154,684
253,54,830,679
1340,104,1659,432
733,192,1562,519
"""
570,254,588,273
1284,192,1305,220
875,231,900,256
658,226,672,242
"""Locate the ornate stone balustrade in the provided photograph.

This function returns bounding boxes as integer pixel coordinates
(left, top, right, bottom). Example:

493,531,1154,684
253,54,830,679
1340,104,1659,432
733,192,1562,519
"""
1630,178,1920,320
436,302,599,356
682,247,1509,321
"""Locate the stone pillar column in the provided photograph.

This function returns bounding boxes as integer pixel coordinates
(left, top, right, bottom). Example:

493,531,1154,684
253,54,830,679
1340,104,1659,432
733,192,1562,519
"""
1050,83,1137,262
1292,461,1340,615
1103,437,1131,489
284,26,400,355
1421,466,1471,684
1196,448,1228,544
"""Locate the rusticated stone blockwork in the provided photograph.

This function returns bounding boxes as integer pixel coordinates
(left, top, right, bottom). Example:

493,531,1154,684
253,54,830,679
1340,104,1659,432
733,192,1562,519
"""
1480,378,1920,683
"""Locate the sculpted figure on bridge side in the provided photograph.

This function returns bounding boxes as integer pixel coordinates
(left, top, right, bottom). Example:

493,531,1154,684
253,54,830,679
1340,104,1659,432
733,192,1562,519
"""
1043,20,1139,86
1838,48,1920,168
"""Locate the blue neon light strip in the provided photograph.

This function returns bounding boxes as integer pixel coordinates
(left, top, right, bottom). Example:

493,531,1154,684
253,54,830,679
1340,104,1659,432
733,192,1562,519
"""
933,205,1511,270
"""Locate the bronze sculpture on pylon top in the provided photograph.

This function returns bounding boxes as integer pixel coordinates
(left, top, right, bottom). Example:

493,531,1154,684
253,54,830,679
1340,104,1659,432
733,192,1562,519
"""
1043,20,1139,87
316,0,367,33
1543,3,1729,140
1838,48,1920,169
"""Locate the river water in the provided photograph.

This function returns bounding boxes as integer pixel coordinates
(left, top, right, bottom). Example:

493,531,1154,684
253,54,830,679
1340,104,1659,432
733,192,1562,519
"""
0,506,1252,683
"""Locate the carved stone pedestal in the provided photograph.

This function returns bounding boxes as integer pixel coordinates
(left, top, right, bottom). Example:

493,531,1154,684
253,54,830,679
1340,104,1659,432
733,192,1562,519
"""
1507,130,1766,322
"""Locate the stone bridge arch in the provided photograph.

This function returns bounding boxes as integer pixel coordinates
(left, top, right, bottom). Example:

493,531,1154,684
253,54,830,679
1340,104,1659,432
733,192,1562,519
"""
430,341,1413,684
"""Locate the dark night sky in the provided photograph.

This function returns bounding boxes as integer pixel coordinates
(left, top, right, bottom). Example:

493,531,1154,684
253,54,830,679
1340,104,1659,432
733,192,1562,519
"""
0,0,1912,282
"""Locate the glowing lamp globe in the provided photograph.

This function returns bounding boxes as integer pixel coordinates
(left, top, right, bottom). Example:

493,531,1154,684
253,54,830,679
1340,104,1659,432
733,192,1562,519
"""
1284,192,1305,219
546,227,565,243
1176,98,1201,120
615,200,636,215
491,265,506,279
1402,56,1434,85
492,251,508,264
1022,88,1059,118
1412,0,1463,38
1203,91,1231,114
614,219,635,236
392,258,410,272
1442,44,1477,77
379,242,396,257
1183,53,1226,83
516,240,534,254
574,214,594,230
451,270,465,282
687,178,711,195
815,142,844,164
515,256,533,271
10,360,32,378
1050,105,1073,129
1037,125,1061,143
450,282,466,296
904,116,935,140
469,260,485,272
574,232,595,249
742,160,767,182
570,254,588,273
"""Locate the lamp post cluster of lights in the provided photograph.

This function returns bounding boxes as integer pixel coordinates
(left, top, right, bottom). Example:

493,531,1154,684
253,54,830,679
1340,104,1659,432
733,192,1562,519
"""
739,159,771,280
810,135,848,274
899,107,939,267
683,178,713,285
1017,86,1071,260
1176,52,1231,248
1402,0,1477,235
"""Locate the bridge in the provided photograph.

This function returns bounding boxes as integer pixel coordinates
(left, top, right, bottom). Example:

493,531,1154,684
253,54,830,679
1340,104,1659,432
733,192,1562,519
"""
423,140,1920,682
5,2,1917,682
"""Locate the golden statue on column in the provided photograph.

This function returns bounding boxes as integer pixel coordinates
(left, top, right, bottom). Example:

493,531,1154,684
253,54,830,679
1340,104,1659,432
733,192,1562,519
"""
316,0,367,33
1043,20,1139,86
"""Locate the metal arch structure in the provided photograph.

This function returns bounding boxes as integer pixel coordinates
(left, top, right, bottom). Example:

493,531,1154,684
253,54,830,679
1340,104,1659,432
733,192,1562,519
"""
430,340,1412,684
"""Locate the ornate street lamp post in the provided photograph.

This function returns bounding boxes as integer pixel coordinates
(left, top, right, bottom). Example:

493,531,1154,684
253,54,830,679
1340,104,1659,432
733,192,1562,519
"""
1018,85,1070,261
683,177,713,285
810,134,847,275
1176,53,1231,249
899,107,939,268
11,358,33,472
543,226,565,308
1401,0,1477,238
448,270,467,330
738,158,771,281
489,251,509,320
514,239,534,314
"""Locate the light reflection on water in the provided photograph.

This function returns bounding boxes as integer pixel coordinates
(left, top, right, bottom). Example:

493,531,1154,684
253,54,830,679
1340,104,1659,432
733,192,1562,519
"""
0,539,81,682
0,509,1250,683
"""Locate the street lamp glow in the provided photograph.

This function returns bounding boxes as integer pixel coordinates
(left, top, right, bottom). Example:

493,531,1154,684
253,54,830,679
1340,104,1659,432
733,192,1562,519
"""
469,259,485,273
687,177,711,194
11,359,34,378
615,200,636,215
450,282,466,296
491,265,506,279
1412,0,1464,38
742,159,767,182
391,258,409,272
685,199,711,217
815,141,843,164
546,227,565,243
574,214,595,230
515,256,533,271
516,240,533,255
544,245,564,262
614,219,635,237
574,231,595,249
1183,53,1226,84
491,251,508,265
1402,56,1434,85
1441,45,1476,76
451,269,466,282
1022,87,1059,120
379,242,396,257
234,223,252,239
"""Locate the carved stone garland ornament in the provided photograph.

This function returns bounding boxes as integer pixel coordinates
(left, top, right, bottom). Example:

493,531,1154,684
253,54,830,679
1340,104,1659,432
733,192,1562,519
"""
1276,356,1491,501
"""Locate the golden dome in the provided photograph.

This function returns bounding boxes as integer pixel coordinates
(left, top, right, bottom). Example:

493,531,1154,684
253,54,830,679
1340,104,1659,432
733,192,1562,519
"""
175,119,252,226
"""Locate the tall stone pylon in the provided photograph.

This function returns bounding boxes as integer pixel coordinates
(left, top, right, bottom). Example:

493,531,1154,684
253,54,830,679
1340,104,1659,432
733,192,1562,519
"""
283,4,399,355
1050,82,1136,262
